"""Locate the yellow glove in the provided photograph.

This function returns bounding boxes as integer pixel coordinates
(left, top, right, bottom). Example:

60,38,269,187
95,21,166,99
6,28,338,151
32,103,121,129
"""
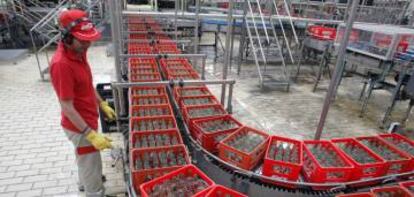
100,101,116,122
86,130,113,150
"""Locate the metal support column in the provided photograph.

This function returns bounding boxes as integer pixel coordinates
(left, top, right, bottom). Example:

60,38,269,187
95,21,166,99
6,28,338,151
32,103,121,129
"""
109,0,121,82
221,0,234,106
314,0,359,140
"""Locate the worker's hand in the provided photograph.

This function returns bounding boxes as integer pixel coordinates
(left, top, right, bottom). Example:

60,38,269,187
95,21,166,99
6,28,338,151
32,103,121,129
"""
100,101,116,122
85,130,113,150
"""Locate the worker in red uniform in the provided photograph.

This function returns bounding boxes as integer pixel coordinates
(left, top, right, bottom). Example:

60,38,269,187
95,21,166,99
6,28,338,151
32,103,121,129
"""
50,9,115,197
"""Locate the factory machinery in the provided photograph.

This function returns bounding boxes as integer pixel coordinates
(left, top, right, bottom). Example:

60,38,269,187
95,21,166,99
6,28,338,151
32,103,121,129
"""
98,0,414,196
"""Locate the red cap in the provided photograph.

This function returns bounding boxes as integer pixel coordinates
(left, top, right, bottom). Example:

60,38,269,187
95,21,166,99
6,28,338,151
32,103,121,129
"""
59,9,101,41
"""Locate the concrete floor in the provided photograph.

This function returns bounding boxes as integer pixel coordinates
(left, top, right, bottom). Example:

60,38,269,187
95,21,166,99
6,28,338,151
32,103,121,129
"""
0,35,413,196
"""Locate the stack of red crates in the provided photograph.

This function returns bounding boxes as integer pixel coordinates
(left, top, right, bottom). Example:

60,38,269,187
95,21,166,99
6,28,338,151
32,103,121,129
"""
302,140,354,187
127,16,192,194
262,136,303,185
128,58,161,82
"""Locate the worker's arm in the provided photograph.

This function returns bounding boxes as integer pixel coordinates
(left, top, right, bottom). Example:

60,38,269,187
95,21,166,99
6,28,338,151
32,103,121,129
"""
59,99,113,150
95,89,104,104
60,99,90,132
95,89,116,121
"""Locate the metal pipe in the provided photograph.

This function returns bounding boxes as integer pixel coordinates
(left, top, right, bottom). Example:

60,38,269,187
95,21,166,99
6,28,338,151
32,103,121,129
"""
227,83,234,114
314,0,359,140
122,10,344,24
201,57,206,80
194,0,200,54
221,0,234,106
111,79,236,88
109,0,122,82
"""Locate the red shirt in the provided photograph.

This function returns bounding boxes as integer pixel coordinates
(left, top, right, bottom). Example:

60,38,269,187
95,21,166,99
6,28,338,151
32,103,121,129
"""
50,42,98,133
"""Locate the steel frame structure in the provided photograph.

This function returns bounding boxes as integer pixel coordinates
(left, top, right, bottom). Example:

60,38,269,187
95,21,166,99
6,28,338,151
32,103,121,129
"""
108,0,414,196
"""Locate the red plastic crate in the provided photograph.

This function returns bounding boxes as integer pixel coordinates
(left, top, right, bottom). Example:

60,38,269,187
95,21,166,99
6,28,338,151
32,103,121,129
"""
190,115,243,152
140,164,215,197
131,145,190,192
371,186,413,197
154,44,181,54
400,181,414,195
160,58,194,70
174,86,212,101
379,134,414,158
130,129,183,149
130,104,173,117
262,136,303,181
129,33,148,40
129,86,167,97
128,24,147,32
168,72,201,80
331,138,387,181
182,104,227,124
302,140,354,184
130,116,177,132
129,58,158,71
129,73,162,82
166,68,198,77
335,192,374,197
180,95,220,108
155,34,172,41
356,136,412,175
218,126,270,170
307,25,337,40
128,44,153,54
194,185,247,197
130,95,170,106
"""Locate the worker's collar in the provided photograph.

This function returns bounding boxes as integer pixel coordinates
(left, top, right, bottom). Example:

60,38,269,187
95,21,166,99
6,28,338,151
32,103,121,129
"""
60,42,87,62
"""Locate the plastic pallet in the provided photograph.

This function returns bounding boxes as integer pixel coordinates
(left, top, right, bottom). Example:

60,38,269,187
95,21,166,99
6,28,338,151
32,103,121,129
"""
371,186,413,197
182,104,227,124
302,140,354,184
190,115,243,152
262,135,303,182
356,136,412,175
130,104,173,118
131,145,190,192
130,95,170,106
331,138,387,182
140,164,214,197
130,129,183,149
218,126,270,170
130,116,177,132
194,185,247,197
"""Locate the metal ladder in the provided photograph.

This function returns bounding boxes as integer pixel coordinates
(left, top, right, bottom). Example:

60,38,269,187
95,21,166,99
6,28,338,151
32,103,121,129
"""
243,0,295,91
